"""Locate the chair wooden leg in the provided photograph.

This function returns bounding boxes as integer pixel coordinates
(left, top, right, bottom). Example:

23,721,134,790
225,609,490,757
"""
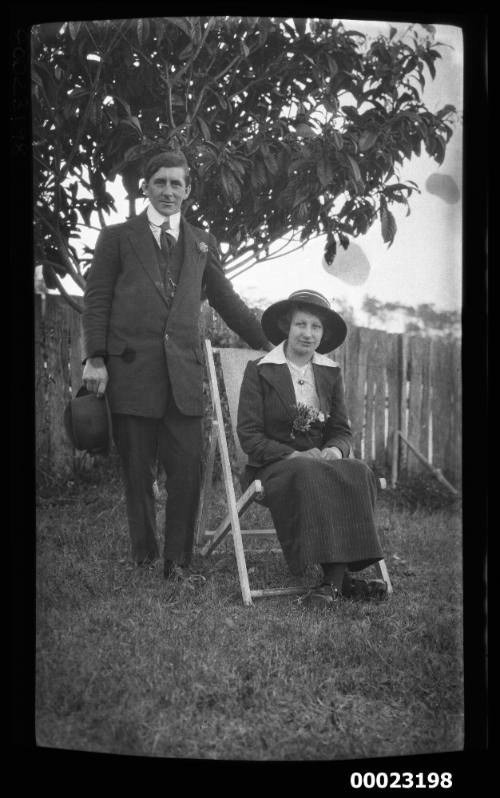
251,587,309,599
204,340,253,606
200,482,260,556
374,558,393,594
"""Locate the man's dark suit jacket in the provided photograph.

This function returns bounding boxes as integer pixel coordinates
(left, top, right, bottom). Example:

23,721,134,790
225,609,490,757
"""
82,210,268,417
237,357,353,484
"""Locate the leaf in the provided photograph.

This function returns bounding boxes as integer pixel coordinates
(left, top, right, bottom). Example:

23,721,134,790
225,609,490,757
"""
130,116,143,134
316,157,333,187
165,17,192,37
136,18,144,45
178,42,194,60
326,54,338,79
324,238,336,265
216,93,228,110
260,144,278,175
296,201,310,224
431,135,446,165
381,205,397,246
332,130,343,150
115,97,132,117
323,97,338,115
293,18,306,35
344,153,362,183
221,168,241,203
42,263,59,289
68,21,82,40
436,104,456,119
198,117,211,141
295,122,316,139
358,130,378,152
31,68,44,88
354,210,369,235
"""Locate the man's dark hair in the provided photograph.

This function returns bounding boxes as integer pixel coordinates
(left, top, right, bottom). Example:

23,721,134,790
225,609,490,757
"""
143,151,191,185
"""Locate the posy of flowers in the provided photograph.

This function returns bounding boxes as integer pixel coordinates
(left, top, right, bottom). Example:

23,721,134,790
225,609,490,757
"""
290,402,329,439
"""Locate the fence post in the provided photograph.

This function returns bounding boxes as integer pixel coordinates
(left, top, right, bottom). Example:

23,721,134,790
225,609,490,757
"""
36,295,78,478
390,430,399,488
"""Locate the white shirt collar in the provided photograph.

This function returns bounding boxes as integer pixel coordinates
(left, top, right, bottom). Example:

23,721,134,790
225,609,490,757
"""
147,205,181,237
259,340,338,367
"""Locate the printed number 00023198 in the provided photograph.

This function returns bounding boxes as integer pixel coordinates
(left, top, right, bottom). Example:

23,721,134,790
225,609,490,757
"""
349,772,453,789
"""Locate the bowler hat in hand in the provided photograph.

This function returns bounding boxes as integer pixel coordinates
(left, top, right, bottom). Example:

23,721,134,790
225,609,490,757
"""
63,386,113,455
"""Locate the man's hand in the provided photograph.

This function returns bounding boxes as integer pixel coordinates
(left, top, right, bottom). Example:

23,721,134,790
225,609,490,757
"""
287,448,323,460
83,357,108,397
321,446,343,461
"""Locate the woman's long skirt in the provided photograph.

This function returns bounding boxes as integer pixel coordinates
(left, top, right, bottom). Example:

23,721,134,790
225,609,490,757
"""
256,457,383,574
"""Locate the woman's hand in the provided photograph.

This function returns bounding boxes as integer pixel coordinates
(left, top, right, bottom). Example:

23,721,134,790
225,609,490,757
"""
287,448,323,460
321,446,343,461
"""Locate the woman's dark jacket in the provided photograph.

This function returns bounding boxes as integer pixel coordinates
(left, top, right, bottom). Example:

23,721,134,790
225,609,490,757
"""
237,352,353,483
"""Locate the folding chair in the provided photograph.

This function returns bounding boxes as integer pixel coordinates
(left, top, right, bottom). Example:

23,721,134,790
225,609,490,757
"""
195,339,392,606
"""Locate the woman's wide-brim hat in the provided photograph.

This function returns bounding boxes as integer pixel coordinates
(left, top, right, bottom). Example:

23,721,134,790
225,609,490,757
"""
261,289,347,354
63,386,113,455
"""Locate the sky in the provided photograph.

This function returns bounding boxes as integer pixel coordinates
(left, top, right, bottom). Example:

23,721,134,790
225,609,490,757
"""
52,18,463,332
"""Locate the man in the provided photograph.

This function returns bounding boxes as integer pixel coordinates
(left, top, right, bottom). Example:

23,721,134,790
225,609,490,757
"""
82,150,270,578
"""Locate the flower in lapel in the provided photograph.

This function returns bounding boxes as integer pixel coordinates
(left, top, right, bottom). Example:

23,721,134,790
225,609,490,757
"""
290,403,329,439
198,241,209,254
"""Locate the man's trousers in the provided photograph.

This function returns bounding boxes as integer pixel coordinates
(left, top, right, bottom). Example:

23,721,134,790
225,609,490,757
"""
112,405,203,565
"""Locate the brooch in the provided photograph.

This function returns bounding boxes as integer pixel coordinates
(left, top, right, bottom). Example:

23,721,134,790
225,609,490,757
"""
198,241,209,254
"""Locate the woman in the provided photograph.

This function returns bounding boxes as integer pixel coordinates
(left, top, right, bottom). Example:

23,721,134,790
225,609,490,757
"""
237,290,387,607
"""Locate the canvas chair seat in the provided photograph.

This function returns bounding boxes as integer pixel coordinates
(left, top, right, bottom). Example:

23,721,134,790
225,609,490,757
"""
195,340,392,606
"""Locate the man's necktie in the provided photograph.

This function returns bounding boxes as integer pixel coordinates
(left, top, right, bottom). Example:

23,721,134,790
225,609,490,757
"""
159,221,177,298
160,221,175,259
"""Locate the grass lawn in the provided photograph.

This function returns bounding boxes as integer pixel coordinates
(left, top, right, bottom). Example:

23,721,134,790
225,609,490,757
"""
35,458,463,761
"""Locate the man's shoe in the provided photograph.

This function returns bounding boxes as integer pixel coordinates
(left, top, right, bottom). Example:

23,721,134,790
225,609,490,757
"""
136,554,158,569
163,559,177,580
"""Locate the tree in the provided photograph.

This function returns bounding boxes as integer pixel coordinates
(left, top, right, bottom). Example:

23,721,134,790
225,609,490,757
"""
362,295,461,337
32,16,457,310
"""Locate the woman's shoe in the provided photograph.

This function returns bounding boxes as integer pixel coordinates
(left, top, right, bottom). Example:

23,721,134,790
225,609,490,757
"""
343,575,388,600
297,583,342,609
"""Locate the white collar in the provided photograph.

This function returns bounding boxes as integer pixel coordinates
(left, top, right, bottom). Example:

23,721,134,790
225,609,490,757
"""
147,204,181,235
259,340,338,367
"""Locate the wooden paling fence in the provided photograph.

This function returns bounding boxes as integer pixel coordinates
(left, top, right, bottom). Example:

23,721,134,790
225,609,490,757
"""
35,295,461,488
35,294,84,477
332,328,461,488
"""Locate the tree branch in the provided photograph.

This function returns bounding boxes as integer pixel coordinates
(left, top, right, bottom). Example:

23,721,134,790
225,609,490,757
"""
225,232,320,281
97,209,107,229
167,17,217,89
224,231,302,276
224,252,258,276
36,211,87,290
44,264,84,314
212,52,244,85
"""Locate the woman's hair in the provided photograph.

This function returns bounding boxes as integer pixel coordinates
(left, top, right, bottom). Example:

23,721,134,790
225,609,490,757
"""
276,303,328,336
143,151,191,185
